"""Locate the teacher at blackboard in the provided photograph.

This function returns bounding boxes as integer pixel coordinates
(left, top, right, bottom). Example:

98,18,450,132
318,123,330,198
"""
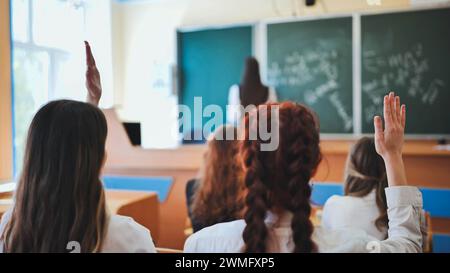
227,57,278,125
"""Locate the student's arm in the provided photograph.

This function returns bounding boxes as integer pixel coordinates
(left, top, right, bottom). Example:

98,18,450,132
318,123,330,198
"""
374,92,407,187
377,186,423,252
85,41,102,106
369,92,422,252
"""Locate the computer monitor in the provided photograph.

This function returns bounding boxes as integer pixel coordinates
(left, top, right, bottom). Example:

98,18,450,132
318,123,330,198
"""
123,122,142,146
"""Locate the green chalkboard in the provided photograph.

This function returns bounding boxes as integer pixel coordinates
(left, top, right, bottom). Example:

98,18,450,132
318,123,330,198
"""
267,17,353,134
178,26,253,136
361,8,450,135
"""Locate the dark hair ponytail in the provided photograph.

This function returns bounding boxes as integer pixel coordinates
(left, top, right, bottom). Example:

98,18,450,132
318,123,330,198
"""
242,102,321,253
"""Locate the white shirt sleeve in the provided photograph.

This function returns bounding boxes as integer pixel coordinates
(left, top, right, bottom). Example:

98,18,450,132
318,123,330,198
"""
318,186,423,253
356,186,423,253
227,85,242,125
102,215,157,253
420,210,428,251
379,186,423,252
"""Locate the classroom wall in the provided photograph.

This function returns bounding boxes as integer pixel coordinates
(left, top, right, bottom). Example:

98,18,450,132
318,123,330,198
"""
0,0,13,182
111,0,187,148
111,0,417,124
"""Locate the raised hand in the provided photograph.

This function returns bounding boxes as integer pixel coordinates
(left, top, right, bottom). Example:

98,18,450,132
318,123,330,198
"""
374,92,407,186
85,41,102,106
374,92,406,158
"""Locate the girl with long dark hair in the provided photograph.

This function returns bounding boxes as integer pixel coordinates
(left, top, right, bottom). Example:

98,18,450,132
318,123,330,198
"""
0,42,156,253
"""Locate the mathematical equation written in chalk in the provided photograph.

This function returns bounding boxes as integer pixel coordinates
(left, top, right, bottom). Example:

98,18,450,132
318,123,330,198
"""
362,43,446,123
267,47,353,132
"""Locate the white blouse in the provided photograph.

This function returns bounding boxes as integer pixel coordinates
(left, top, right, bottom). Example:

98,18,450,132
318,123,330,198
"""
321,190,388,240
227,84,278,125
0,210,156,253
184,186,423,253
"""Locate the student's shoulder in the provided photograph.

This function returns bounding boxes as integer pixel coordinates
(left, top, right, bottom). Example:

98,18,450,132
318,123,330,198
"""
324,195,347,207
108,215,152,239
322,195,359,217
184,220,246,253
109,214,142,228
323,194,373,218
195,219,246,238
103,215,156,253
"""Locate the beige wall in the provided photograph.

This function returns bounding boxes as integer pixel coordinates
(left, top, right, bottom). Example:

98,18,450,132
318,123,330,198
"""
176,0,411,26
0,0,13,182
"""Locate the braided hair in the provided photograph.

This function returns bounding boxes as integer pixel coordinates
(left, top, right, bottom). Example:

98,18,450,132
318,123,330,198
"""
241,102,322,253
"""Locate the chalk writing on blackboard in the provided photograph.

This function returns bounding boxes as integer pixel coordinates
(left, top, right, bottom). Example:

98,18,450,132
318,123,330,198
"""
268,48,353,131
362,43,446,123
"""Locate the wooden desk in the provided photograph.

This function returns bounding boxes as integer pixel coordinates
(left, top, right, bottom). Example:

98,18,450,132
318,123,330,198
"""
0,190,159,244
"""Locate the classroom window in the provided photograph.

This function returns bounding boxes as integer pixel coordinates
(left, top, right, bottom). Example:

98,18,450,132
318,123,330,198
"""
11,0,113,176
